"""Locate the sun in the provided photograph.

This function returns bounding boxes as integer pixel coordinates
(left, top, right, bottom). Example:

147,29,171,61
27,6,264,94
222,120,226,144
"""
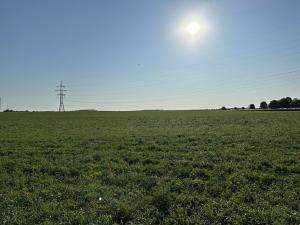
176,13,211,45
186,22,201,36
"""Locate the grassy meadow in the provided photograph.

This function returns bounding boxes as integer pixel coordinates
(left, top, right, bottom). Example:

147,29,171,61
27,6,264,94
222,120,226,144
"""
0,111,299,225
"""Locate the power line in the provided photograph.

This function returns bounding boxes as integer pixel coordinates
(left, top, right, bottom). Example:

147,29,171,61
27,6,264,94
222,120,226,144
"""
65,69,300,106
55,81,67,112
68,38,300,95
57,22,300,109
67,68,300,102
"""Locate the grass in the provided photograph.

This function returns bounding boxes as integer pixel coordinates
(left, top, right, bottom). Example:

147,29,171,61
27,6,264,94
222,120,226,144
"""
0,111,299,225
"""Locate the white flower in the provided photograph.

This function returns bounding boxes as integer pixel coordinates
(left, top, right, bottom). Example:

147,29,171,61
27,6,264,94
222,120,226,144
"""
99,197,102,201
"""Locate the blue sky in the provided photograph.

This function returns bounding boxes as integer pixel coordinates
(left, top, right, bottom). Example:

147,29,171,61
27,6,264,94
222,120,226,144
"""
0,0,299,111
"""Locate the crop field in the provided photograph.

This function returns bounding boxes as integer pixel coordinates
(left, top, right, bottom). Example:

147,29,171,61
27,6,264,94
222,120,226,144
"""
0,111,299,225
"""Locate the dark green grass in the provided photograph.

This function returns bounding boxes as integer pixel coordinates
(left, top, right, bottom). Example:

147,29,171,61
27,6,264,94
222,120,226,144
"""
0,111,299,225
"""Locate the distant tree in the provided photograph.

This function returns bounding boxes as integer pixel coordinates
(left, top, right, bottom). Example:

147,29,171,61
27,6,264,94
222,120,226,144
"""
260,101,268,109
241,107,245,110
279,97,292,108
269,100,279,109
234,107,238,110
249,104,255,109
3,109,14,112
291,98,300,108
221,106,227,110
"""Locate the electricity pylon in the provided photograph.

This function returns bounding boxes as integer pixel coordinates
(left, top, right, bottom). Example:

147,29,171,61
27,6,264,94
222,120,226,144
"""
56,81,67,112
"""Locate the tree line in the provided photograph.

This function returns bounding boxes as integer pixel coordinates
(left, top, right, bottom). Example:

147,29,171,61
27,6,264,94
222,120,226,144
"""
260,97,300,109
221,97,300,110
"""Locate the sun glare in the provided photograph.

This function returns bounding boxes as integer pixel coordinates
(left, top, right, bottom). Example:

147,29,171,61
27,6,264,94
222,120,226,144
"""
177,13,211,45
186,22,201,36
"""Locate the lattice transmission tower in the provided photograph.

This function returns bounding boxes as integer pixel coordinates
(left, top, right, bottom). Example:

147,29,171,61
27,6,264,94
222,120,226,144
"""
56,81,67,112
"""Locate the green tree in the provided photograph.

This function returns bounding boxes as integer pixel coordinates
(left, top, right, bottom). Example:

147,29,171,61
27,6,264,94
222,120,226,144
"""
249,104,255,109
279,97,292,108
260,101,268,109
291,98,300,108
269,100,279,109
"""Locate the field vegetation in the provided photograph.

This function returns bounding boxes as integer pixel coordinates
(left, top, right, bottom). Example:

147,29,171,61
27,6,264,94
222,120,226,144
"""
0,111,299,224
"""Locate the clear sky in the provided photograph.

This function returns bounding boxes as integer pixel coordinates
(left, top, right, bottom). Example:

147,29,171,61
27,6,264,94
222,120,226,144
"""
0,0,299,111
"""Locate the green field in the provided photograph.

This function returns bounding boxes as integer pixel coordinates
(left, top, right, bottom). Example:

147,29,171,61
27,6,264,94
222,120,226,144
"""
0,111,299,225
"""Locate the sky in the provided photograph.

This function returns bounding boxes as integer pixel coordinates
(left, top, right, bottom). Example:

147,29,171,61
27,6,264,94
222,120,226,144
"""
0,0,300,111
